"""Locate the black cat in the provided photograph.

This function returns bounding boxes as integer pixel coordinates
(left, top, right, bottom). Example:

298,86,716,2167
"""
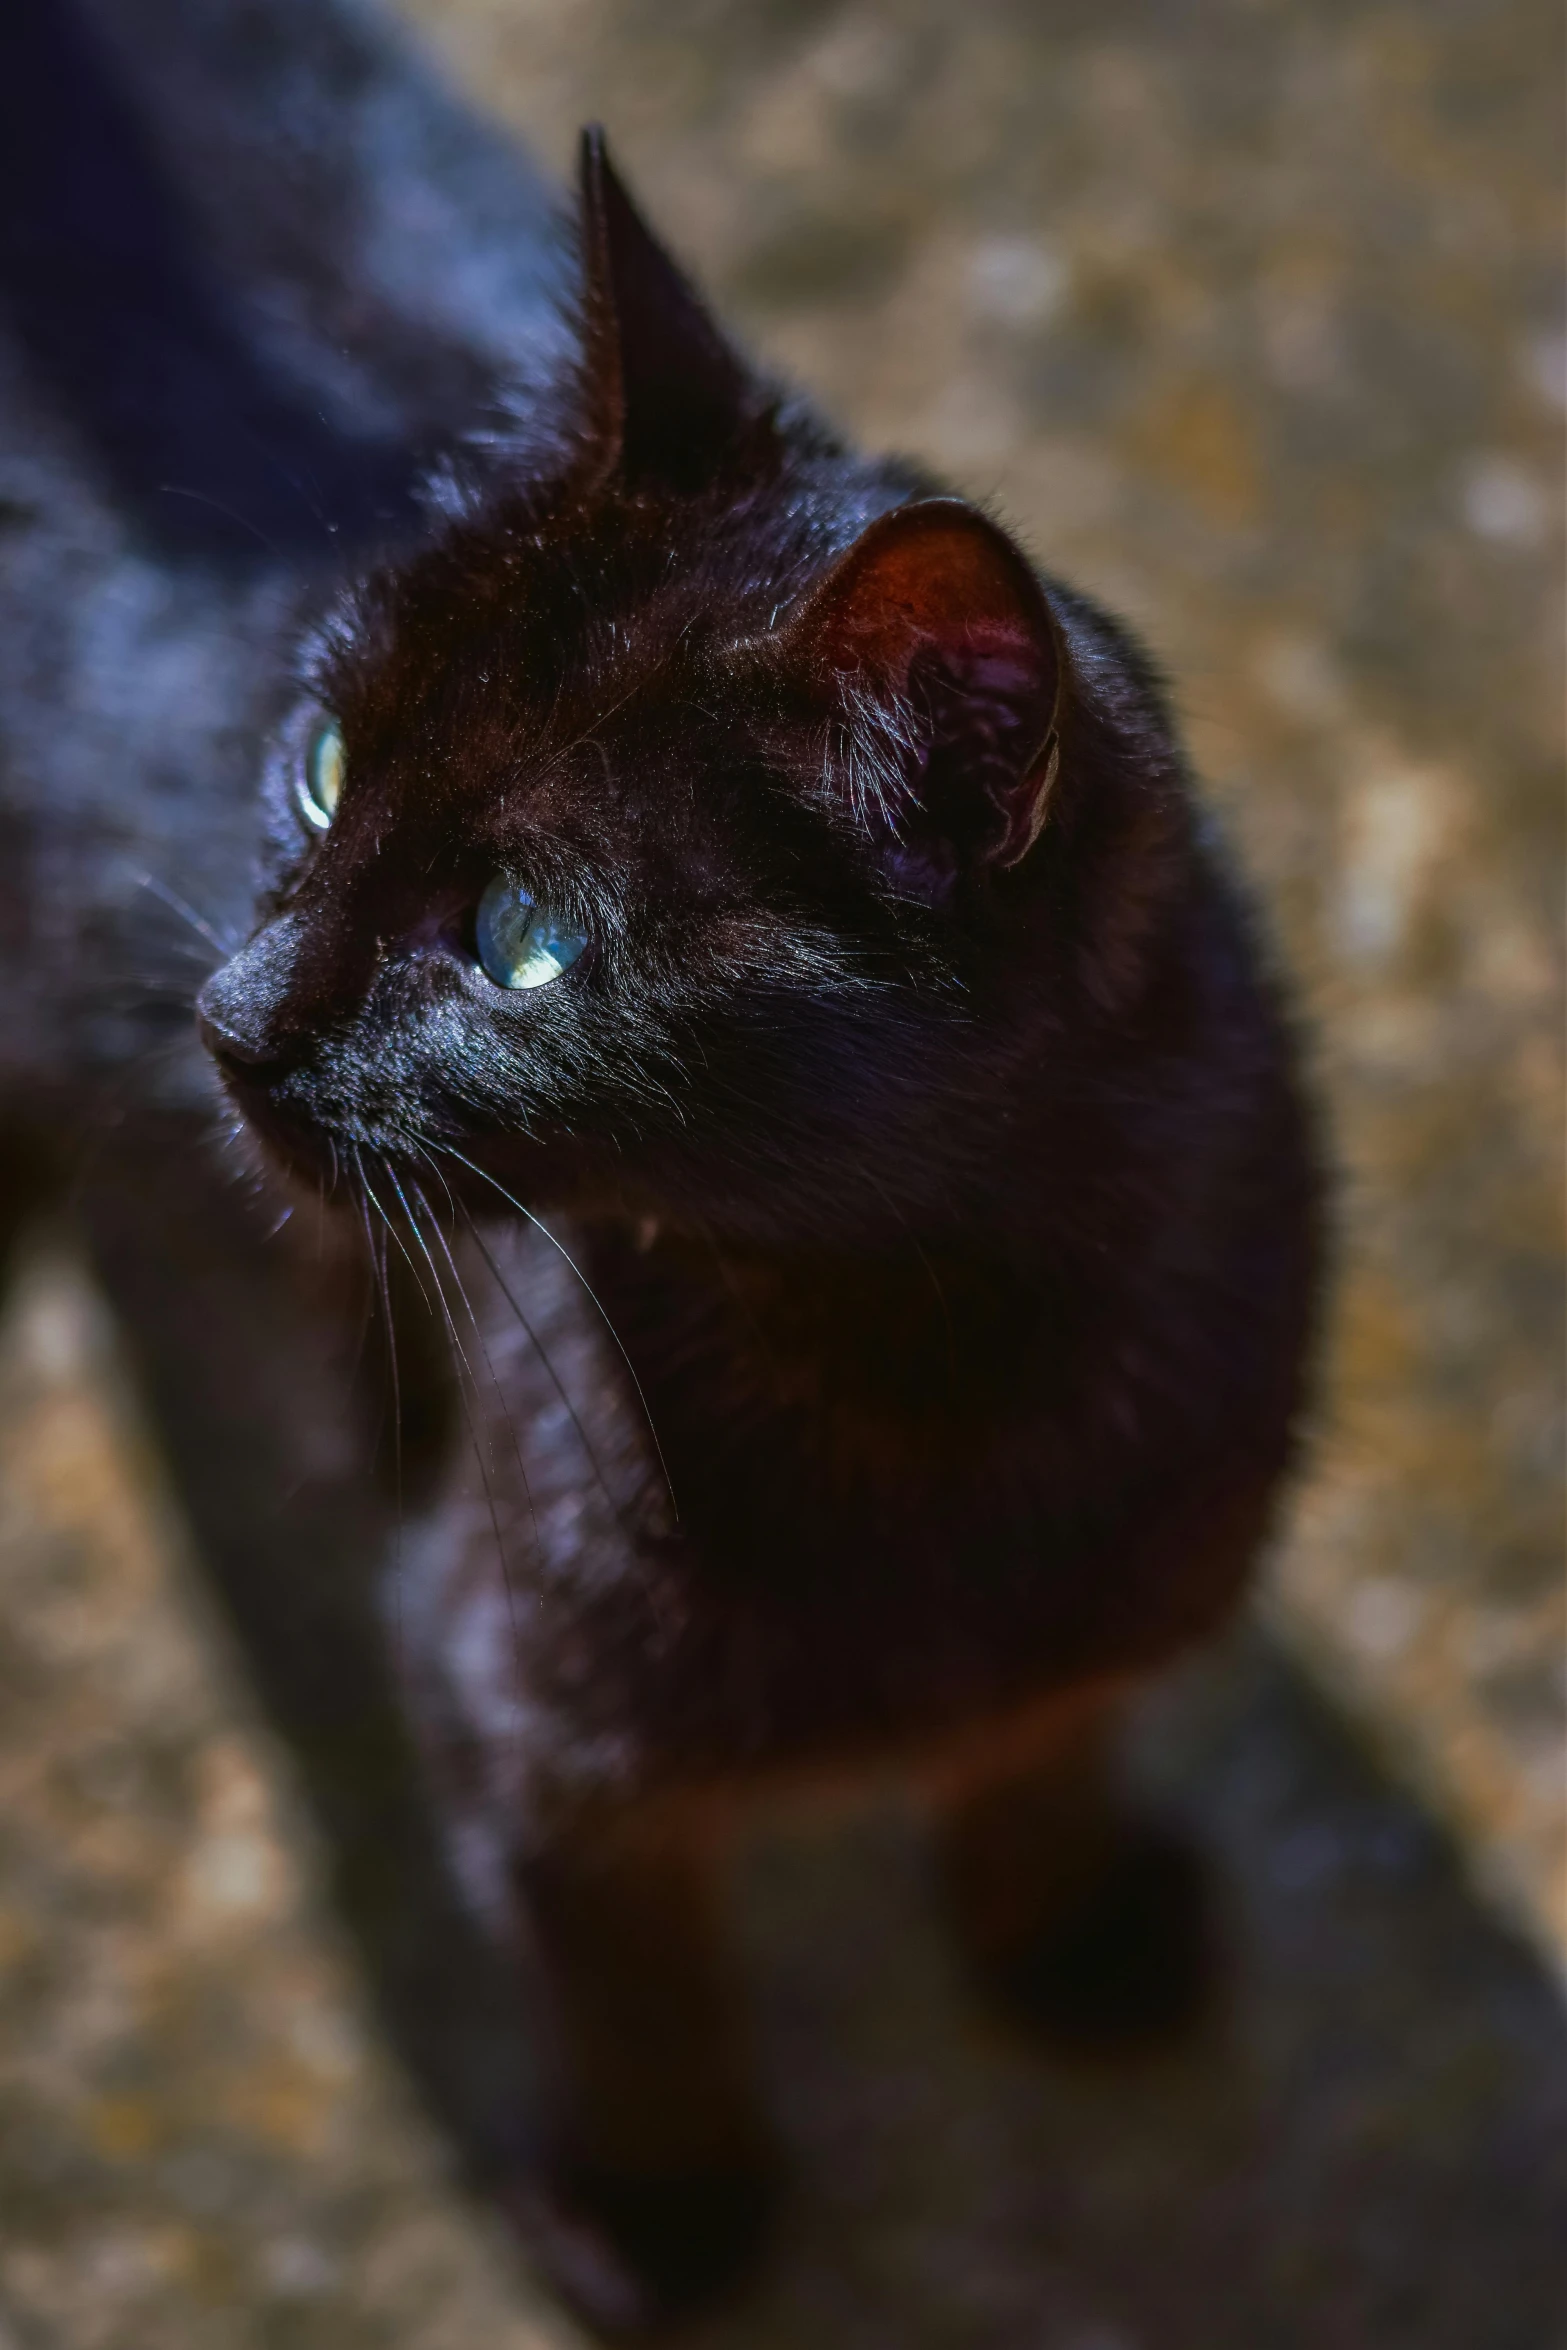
0,9,1320,2334
194,127,1321,2330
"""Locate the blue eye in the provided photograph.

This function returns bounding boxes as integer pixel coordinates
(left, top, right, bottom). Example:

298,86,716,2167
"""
475,874,588,990
296,719,344,832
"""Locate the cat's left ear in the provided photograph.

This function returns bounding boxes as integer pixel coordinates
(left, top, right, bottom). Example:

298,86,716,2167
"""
576,126,764,490
781,498,1065,877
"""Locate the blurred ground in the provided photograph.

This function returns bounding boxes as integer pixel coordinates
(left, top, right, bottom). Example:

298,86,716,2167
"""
0,0,1563,2344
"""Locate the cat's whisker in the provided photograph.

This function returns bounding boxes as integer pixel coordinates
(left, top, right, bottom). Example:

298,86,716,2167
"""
381,1157,478,1389
87,959,216,1011
351,1144,406,1676
342,1224,380,1399
465,1216,628,1527
358,1154,436,1320
410,1140,615,1531
317,1141,338,1261
131,870,238,958
154,483,283,560
117,942,224,984
409,1170,549,1592
432,1142,679,1523
237,427,339,548
434,1163,628,1531
366,1170,536,1697
350,1146,394,1357
386,1159,531,1707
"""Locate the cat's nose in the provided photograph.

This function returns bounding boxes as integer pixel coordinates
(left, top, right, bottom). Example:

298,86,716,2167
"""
197,1003,290,1070
196,922,307,1074
196,994,303,1074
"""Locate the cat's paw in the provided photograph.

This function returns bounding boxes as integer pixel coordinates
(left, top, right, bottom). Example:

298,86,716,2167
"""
501,2158,775,2336
973,1822,1218,2056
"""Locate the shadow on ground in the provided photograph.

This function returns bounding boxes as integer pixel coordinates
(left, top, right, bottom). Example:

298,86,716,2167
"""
708,1642,1567,2350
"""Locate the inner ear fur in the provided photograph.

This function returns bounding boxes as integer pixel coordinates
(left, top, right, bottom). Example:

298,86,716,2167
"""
782,499,1065,870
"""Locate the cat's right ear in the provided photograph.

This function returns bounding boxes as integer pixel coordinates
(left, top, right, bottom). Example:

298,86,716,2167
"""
574,126,764,492
777,499,1067,887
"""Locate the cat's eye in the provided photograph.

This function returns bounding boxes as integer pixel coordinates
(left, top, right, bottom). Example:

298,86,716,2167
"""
475,874,589,991
295,718,345,833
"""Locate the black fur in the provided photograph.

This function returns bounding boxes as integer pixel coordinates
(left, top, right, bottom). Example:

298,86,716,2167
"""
198,136,1320,1791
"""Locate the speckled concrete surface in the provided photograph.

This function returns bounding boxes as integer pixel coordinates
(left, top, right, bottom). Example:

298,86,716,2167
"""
1,1,1563,2343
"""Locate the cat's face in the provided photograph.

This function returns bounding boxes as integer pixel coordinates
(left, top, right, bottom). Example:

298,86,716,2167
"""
196,138,1067,1246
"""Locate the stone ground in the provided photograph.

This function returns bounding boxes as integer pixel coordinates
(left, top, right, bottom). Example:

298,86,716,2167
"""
1,0,1563,2344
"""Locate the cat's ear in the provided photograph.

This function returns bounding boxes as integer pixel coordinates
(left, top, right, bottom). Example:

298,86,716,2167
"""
575,126,761,490
782,499,1064,877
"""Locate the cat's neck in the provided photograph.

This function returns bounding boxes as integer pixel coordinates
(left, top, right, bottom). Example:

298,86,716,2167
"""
582,1213,1079,1438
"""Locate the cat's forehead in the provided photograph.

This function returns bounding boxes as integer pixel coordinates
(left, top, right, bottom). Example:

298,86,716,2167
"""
294,496,806,859
364,485,808,685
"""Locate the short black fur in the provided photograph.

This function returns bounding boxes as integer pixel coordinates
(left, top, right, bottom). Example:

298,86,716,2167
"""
199,137,1318,1773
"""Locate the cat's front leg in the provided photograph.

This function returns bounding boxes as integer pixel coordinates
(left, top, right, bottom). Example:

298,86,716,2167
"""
929,1683,1215,2054
502,1787,775,2334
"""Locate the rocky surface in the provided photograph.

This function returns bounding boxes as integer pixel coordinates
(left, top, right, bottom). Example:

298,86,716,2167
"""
1,0,1562,2344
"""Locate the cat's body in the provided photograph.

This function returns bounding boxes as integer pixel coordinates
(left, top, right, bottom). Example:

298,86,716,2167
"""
203,161,1315,1796
190,128,1319,2326
1,7,1320,2333
403,718,1312,1825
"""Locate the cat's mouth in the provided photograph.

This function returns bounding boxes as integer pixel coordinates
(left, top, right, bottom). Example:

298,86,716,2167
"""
204,1044,572,1226
198,987,620,1226
207,1054,353,1193
198,989,409,1202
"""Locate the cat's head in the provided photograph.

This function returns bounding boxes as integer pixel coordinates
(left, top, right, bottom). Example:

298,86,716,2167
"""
197,133,1178,1247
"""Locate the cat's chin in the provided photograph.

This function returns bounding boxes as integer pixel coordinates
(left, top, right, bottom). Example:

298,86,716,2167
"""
238,1111,598,1228
211,1074,359,1204
255,1128,353,1204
